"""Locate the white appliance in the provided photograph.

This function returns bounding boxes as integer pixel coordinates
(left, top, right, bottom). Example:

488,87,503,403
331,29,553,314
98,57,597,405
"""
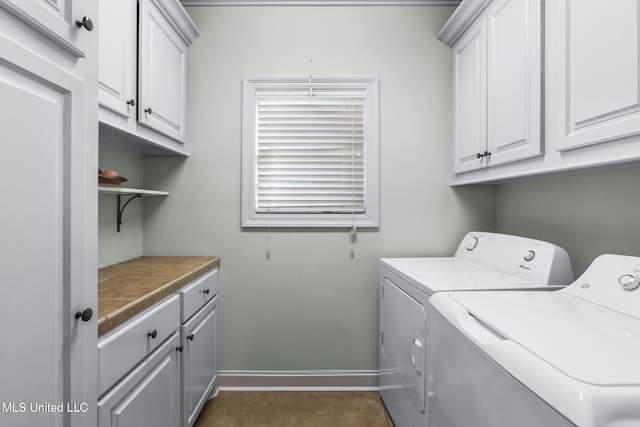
429,254,640,427
379,231,574,427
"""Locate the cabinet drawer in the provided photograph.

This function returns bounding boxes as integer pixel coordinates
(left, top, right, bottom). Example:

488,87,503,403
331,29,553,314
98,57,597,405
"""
98,295,180,396
181,268,219,323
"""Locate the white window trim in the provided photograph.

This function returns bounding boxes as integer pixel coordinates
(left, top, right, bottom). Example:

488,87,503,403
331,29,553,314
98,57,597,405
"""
241,76,380,228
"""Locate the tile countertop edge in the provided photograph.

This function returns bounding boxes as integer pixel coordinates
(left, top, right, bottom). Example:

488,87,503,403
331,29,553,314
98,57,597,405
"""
98,256,220,337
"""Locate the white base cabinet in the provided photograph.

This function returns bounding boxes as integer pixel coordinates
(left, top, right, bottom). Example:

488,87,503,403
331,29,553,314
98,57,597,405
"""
98,333,182,427
98,267,220,427
182,296,219,427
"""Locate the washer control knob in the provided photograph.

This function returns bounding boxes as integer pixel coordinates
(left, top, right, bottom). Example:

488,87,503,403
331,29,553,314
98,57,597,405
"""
524,251,536,262
619,274,640,291
465,236,479,251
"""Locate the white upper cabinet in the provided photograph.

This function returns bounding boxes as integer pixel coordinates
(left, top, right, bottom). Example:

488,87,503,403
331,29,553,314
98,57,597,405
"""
486,0,542,165
0,0,92,57
98,0,198,155
444,0,542,175
442,0,640,185
552,0,640,152
138,0,189,143
452,17,487,173
98,0,136,118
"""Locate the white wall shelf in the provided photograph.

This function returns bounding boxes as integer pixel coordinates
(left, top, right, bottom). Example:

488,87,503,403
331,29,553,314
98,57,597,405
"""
98,186,169,231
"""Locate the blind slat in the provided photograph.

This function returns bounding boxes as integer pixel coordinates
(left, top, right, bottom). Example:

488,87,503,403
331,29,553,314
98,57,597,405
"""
256,95,365,214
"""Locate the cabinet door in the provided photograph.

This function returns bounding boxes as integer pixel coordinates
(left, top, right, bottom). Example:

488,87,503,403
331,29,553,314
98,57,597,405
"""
99,333,182,427
138,0,188,143
0,19,97,427
486,0,542,166
182,297,218,427
98,0,136,118
0,0,90,56
556,0,640,151
452,17,487,174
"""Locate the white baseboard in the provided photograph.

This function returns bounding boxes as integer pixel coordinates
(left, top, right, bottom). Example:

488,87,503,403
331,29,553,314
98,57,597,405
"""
216,370,380,391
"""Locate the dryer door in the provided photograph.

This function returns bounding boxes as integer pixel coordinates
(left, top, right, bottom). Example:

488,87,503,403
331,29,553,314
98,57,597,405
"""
380,277,427,413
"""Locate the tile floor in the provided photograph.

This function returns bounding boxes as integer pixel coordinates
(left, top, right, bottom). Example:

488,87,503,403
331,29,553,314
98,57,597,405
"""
194,391,393,427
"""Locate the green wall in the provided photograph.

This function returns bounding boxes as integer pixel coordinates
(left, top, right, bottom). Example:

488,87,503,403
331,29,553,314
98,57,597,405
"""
142,6,496,372
496,166,640,276
98,143,145,268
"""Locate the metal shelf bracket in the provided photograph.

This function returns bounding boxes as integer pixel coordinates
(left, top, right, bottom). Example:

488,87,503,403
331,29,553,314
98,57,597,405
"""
117,194,142,232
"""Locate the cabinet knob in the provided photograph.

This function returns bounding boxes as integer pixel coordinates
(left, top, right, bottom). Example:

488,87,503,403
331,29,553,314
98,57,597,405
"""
127,99,136,107
145,107,153,115
75,17,94,32
187,334,194,341
483,150,491,157
74,308,93,322
147,330,158,339
476,153,483,159
176,345,184,352
203,289,210,295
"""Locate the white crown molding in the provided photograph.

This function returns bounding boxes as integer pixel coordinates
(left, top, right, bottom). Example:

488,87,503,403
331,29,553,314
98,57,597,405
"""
182,0,460,6
437,0,491,46
156,0,200,42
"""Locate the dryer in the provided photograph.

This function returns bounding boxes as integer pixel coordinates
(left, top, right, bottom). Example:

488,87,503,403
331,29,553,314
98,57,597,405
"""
429,254,640,427
379,231,574,427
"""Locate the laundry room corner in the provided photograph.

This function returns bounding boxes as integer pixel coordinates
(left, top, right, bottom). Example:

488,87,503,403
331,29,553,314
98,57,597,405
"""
495,165,640,275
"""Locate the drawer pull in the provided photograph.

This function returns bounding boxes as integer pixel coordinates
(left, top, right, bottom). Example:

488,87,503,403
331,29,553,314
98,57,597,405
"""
203,289,210,295
147,330,158,339
187,334,194,341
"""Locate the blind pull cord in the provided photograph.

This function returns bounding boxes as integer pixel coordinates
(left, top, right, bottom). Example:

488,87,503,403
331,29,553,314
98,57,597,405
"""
308,76,313,97
266,209,271,260
350,98,357,259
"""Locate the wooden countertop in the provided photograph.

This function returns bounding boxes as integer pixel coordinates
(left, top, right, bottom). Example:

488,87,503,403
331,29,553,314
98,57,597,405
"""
98,256,220,337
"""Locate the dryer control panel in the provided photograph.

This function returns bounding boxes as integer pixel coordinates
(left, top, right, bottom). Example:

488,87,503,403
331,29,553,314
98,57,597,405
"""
455,232,574,286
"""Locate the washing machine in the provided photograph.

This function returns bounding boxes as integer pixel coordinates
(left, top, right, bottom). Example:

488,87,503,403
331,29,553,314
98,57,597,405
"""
379,231,574,427
428,254,640,427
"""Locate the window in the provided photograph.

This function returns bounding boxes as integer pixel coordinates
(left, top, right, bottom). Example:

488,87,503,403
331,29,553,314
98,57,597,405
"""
241,77,379,227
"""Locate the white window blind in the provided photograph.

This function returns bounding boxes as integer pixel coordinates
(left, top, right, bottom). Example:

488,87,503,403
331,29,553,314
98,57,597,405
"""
256,96,365,214
242,77,379,227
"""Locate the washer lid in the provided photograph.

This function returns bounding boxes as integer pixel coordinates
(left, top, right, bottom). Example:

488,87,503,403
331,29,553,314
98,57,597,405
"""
381,258,540,296
450,291,640,386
